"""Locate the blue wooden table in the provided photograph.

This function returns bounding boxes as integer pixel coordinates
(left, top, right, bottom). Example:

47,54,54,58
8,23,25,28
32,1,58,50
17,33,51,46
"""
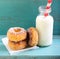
0,35,60,59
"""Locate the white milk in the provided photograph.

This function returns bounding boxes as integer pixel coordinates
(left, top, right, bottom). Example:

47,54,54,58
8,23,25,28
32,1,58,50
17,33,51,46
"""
36,6,54,46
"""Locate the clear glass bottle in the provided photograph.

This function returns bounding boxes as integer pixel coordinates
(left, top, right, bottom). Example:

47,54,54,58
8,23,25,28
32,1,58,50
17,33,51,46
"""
36,6,54,46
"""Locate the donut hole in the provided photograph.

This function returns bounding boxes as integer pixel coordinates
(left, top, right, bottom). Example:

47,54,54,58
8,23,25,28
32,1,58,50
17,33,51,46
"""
14,28,21,32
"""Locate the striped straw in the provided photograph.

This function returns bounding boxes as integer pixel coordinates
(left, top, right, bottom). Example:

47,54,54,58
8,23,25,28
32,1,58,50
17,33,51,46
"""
44,0,52,16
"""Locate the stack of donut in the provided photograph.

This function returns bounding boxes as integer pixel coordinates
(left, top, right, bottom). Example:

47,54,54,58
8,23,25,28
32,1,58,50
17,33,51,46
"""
7,27,38,50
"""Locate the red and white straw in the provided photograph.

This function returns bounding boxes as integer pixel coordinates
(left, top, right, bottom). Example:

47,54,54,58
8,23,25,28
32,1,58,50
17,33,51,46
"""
44,0,52,16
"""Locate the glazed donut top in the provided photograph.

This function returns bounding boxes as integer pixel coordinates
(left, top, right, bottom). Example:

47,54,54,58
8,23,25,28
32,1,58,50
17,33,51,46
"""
8,27,26,34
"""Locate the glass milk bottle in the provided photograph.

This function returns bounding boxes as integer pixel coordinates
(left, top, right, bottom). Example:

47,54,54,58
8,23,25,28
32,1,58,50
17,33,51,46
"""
36,6,54,46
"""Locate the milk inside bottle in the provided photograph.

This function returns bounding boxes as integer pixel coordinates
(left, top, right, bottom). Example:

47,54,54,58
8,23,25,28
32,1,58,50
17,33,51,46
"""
36,6,54,46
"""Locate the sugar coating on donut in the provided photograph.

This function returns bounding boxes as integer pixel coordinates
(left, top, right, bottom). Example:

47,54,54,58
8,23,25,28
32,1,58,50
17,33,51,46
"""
8,40,27,50
27,27,38,46
8,27,26,34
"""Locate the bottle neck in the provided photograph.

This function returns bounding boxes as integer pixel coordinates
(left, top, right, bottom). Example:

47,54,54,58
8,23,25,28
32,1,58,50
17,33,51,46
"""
40,12,49,16
39,6,51,16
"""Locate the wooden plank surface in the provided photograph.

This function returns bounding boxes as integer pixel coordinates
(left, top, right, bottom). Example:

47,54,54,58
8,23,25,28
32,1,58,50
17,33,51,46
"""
0,0,60,35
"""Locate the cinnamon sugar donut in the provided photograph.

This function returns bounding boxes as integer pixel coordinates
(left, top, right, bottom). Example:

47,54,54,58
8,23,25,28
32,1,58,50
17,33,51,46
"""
7,27,27,42
28,27,38,47
8,40,27,50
